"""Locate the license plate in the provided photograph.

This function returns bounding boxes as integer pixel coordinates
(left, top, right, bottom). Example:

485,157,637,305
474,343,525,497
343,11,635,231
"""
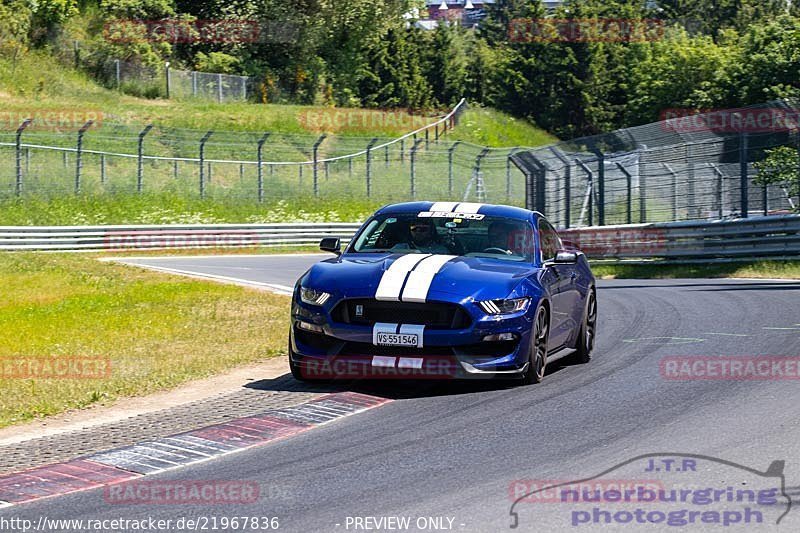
376,332,419,347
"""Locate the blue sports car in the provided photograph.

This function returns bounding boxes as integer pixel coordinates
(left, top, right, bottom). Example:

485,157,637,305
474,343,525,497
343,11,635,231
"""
289,201,596,385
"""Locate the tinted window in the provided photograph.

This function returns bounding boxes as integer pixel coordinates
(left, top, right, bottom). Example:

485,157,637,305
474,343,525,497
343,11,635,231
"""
538,219,562,262
350,212,536,263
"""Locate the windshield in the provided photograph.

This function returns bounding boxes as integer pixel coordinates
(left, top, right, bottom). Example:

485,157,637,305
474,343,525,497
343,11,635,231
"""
350,212,536,262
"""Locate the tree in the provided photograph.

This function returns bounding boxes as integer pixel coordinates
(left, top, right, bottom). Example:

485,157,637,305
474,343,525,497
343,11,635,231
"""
754,145,800,212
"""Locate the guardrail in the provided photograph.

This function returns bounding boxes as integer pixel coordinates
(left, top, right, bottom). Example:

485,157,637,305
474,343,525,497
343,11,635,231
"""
562,214,800,262
2,216,799,261
0,223,363,251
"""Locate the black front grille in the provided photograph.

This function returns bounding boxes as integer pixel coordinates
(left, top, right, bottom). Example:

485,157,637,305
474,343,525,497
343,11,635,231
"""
331,299,471,329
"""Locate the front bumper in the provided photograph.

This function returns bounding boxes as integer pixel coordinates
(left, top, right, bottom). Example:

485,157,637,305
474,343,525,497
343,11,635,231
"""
290,297,534,380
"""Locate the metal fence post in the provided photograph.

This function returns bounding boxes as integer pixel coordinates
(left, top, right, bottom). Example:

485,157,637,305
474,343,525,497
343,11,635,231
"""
400,138,405,164
385,144,390,168
616,162,633,225
173,160,178,179
115,59,121,88
712,164,724,218
366,137,378,197
528,156,547,215
506,148,519,203
75,120,93,195
638,144,647,223
410,139,424,199
447,141,461,197
137,124,153,193
576,159,594,226
165,62,170,99
593,151,605,225
217,74,223,103
199,131,213,199
740,130,749,218
15,118,32,197
312,135,326,197
435,123,439,142
192,71,197,97
663,163,678,221
549,147,571,228
101,154,106,184
257,133,270,203
474,149,490,203
425,129,429,150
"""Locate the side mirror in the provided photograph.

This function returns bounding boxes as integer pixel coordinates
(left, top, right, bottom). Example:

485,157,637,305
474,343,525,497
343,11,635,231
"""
320,237,341,255
554,250,578,264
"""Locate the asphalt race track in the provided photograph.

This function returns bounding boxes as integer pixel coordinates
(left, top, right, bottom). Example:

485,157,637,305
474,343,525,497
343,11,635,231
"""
4,254,800,532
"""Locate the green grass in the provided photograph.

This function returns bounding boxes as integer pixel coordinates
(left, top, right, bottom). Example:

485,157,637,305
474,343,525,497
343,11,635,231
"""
592,260,800,280
0,195,377,225
0,51,553,144
0,253,292,428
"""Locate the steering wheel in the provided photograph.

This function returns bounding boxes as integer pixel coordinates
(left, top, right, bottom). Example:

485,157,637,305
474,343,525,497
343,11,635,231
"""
483,247,512,255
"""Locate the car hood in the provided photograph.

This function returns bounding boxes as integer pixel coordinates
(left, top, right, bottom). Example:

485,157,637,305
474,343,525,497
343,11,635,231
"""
304,253,538,303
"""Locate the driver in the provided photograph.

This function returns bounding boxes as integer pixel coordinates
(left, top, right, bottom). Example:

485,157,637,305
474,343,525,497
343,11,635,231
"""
487,221,513,253
407,219,451,253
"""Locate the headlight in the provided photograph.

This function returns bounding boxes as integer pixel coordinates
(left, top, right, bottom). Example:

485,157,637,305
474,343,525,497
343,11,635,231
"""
300,287,331,306
478,297,530,315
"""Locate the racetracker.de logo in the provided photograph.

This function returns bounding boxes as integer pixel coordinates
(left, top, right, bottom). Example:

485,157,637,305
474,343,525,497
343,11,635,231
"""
296,109,433,134
104,480,260,505
103,232,265,250
299,357,459,380
0,110,103,132
560,228,666,258
509,479,665,504
102,19,297,44
660,356,800,381
0,357,111,379
508,18,665,43
661,107,800,133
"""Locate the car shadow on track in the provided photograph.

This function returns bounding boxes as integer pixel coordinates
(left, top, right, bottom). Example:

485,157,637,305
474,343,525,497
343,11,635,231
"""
245,359,574,400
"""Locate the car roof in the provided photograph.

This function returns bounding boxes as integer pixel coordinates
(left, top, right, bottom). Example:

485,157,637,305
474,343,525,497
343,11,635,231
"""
375,202,540,222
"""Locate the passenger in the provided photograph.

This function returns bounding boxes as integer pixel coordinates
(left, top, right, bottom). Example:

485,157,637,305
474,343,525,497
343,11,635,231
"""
406,218,451,254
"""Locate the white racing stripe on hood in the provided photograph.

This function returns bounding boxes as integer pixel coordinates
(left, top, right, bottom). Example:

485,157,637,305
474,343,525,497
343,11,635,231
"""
401,255,457,303
375,254,431,301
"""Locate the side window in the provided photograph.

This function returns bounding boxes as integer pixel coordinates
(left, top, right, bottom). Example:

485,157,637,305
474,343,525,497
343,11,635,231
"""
538,219,562,262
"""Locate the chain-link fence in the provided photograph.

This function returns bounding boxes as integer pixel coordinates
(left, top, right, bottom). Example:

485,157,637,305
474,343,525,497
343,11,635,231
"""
0,100,533,205
513,100,800,227
93,59,256,102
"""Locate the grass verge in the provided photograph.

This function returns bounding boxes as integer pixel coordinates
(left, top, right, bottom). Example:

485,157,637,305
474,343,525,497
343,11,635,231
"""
0,252,290,428
0,195,374,226
592,260,800,280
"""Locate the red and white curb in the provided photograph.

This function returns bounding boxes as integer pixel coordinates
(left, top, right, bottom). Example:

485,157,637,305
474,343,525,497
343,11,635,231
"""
0,392,390,507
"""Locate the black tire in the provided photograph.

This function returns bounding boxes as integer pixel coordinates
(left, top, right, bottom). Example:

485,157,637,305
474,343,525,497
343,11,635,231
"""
571,288,597,364
521,305,549,385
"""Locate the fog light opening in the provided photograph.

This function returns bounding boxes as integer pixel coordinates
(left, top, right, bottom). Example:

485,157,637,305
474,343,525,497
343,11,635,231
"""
482,332,518,342
297,320,324,334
